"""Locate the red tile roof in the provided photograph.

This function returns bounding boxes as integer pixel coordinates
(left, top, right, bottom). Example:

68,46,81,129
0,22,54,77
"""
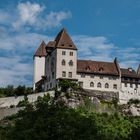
121,68,140,78
34,41,47,57
54,28,77,50
77,60,119,76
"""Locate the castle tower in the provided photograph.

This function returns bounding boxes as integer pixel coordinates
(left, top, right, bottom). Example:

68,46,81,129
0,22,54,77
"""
55,28,78,81
33,41,47,90
44,28,78,90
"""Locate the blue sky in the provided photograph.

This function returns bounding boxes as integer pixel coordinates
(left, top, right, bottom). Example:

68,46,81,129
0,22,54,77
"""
0,0,140,87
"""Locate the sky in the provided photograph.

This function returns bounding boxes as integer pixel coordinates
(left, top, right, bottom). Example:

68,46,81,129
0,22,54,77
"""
0,0,140,87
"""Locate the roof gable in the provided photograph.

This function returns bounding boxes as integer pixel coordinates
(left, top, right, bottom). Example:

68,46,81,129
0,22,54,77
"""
54,28,77,50
34,41,47,57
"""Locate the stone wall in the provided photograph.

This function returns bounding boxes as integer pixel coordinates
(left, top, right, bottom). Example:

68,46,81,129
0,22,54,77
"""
0,91,55,108
0,107,24,120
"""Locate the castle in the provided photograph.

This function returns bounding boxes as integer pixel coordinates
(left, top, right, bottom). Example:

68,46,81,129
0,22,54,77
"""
33,28,140,104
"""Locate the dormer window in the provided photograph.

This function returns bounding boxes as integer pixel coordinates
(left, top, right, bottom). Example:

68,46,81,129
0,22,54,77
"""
128,68,133,72
61,44,64,46
69,44,72,47
99,67,104,71
85,66,90,71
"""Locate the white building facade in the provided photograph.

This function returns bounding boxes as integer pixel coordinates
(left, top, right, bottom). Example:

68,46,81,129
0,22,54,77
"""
33,28,140,104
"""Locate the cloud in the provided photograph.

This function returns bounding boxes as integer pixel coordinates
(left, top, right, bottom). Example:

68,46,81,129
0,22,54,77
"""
44,11,71,28
12,1,71,30
0,32,51,87
13,1,44,29
73,35,140,69
0,1,139,87
0,32,139,87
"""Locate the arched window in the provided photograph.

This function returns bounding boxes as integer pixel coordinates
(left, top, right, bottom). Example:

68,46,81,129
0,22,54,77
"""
97,82,101,88
90,82,94,87
105,83,109,88
69,60,73,66
62,59,65,66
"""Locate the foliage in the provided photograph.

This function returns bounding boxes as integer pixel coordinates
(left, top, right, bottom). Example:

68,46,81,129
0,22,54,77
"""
0,85,33,97
0,94,139,140
59,79,80,92
17,96,29,107
127,99,140,106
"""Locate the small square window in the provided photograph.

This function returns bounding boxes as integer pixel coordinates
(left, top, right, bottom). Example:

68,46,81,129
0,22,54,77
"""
68,72,72,78
130,84,133,88
113,84,117,89
100,76,103,79
62,51,66,55
79,82,83,87
70,52,73,56
125,83,127,87
81,74,85,78
62,71,66,77
50,83,52,88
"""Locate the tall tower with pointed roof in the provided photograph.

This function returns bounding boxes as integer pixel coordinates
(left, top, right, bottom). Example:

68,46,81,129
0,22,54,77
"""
33,41,47,90
43,28,78,90
55,28,78,80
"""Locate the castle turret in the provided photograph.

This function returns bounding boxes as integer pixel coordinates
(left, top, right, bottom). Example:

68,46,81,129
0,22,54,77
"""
33,41,47,90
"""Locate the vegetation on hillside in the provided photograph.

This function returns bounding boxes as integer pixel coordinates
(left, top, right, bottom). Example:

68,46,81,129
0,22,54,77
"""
0,85,33,97
0,80,140,140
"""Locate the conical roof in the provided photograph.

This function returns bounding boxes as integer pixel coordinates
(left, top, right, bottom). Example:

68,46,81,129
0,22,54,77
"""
34,41,47,57
54,28,77,50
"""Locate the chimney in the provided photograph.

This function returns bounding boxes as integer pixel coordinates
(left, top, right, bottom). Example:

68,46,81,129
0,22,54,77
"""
114,57,121,77
137,64,140,75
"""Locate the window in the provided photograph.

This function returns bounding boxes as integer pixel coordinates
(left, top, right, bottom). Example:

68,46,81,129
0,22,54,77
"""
125,83,127,87
90,75,94,78
113,84,117,89
105,83,109,88
99,67,104,71
100,76,103,79
79,82,83,88
81,74,85,78
69,60,73,66
130,84,133,88
50,83,52,88
62,71,66,77
85,66,90,71
97,82,101,88
62,51,66,55
52,72,54,79
68,72,72,78
62,59,66,66
70,52,73,56
90,82,94,87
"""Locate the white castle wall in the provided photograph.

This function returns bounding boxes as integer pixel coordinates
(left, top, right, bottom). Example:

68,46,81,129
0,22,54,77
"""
77,74,121,92
0,91,55,108
119,83,140,104
33,57,45,90
56,49,77,79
